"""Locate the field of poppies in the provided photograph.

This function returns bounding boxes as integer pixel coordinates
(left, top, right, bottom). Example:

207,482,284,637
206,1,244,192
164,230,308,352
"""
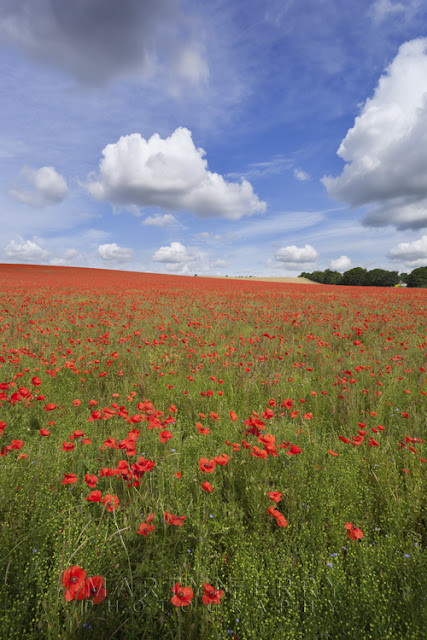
0,264,426,640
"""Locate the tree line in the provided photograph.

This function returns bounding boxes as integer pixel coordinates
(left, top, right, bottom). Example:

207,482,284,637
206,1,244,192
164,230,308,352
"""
298,266,427,288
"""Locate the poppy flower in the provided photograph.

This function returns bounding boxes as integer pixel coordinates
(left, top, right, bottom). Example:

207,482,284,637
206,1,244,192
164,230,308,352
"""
286,444,302,455
345,522,363,540
199,458,216,473
202,481,213,493
197,422,210,435
62,473,78,485
44,403,57,411
229,411,238,421
171,582,193,607
159,430,172,443
328,450,339,456
202,582,224,605
61,441,75,452
31,377,41,387
174,471,182,478
137,521,155,537
85,490,103,502
86,575,107,604
104,494,119,512
62,566,86,601
40,428,50,436
267,491,282,503
164,511,186,526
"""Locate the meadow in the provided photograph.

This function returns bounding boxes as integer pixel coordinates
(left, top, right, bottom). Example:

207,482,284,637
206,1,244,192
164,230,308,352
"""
0,264,426,640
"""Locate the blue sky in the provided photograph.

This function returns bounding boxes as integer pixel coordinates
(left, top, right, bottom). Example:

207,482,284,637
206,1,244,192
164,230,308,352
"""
1,0,427,276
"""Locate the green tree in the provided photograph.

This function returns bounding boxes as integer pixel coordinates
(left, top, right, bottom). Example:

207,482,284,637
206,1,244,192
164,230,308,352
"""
341,267,367,286
406,266,427,288
363,269,399,287
322,269,343,285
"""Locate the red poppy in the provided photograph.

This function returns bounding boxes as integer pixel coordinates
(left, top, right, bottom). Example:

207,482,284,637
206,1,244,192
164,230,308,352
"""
213,454,230,466
229,411,238,421
202,481,213,493
85,490,103,502
86,575,107,604
137,521,155,536
40,428,50,436
159,430,172,443
44,403,57,411
199,458,216,473
104,494,119,512
328,450,339,456
202,582,223,605
84,473,98,488
286,444,302,455
267,491,282,503
164,511,186,526
62,473,78,485
345,522,363,540
197,422,210,435
61,441,75,452
31,377,41,386
62,566,86,602
174,471,182,478
171,582,193,607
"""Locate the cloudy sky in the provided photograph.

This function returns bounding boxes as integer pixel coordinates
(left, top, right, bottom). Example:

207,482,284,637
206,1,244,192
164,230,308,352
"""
1,0,427,276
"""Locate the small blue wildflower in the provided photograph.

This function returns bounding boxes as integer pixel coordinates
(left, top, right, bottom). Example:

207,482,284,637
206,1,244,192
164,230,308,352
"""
327,562,333,568
405,554,411,558
331,553,338,557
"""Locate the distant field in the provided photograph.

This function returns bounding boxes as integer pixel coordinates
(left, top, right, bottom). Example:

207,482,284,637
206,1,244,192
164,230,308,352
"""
203,275,321,284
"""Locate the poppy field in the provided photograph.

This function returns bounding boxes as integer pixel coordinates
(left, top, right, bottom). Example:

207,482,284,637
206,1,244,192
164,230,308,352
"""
0,264,426,640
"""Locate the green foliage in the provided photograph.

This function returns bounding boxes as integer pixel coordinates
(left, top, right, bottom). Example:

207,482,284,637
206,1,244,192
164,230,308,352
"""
406,266,427,288
363,269,399,287
340,267,367,286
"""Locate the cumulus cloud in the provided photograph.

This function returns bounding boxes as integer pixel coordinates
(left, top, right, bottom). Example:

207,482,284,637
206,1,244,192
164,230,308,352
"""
275,244,318,269
3,238,49,262
322,38,427,230
294,168,310,181
330,255,351,271
142,213,177,227
0,0,208,89
152,241,197,264
97,243,134,263
9,166,68,207
387,235,427,267
86,127,266,220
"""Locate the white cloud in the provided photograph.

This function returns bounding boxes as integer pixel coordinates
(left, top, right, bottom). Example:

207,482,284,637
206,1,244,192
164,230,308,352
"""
294,168,310,181
322,38,427,230
387,235,427,267
97,243,134,263
152,241,197,263
142,213,178,227
3,238,49,262
330,255,351,271
368,0,406,24
9,166,68,207
86,127,266,220
275,244,319,268
211,259,226,268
